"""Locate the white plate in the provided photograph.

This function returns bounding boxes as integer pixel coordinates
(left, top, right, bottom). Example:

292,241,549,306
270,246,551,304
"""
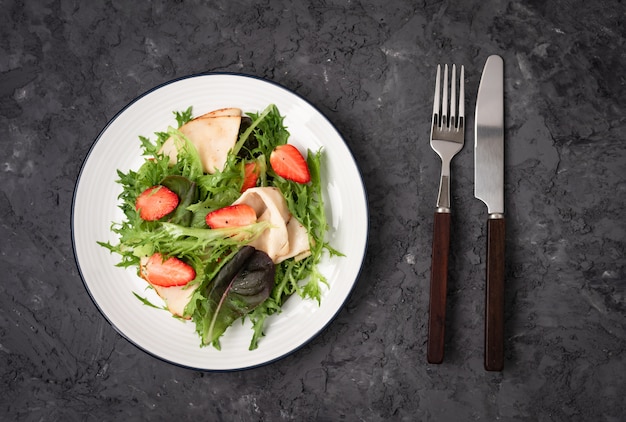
72,73,368,371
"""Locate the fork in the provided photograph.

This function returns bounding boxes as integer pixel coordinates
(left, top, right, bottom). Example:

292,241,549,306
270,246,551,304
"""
427,63,465,364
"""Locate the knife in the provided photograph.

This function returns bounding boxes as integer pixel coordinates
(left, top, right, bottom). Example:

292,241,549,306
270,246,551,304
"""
474,55,505,371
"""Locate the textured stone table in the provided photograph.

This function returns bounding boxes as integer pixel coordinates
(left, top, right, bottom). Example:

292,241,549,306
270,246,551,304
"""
1,0,624,420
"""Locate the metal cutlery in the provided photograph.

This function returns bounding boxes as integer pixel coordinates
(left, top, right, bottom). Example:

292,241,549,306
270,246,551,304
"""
474,55,505,371
427,63,465,364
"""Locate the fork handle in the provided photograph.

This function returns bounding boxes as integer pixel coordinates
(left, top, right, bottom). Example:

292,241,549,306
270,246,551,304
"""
485,216,505,371
427,211,451,364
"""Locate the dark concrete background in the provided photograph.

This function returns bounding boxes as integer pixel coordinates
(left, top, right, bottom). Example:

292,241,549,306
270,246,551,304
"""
1,0,624,420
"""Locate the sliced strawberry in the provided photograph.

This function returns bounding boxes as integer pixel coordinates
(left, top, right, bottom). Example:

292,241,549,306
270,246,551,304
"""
269,144,310,184
205,204,257,229
135,185,179,221
241,162,259,193
140,253,196,287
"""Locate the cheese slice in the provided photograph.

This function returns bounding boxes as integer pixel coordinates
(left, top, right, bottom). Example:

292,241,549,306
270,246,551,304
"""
160,107,242,174
234,187,311,263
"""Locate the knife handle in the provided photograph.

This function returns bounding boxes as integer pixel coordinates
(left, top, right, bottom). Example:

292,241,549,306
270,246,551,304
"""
485,217,505,371
427,211,451,364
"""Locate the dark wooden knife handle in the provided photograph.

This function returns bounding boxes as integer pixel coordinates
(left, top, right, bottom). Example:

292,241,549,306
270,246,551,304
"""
485,217,505,371
427,211,451,364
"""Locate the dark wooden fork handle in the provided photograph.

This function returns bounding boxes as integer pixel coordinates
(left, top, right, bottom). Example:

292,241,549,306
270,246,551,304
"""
485,217,505,371
427,211,451,364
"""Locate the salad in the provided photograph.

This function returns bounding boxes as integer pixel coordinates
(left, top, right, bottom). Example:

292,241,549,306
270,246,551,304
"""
99,104,340,350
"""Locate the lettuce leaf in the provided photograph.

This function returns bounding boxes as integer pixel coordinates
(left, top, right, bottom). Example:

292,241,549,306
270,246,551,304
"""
186,246,275,349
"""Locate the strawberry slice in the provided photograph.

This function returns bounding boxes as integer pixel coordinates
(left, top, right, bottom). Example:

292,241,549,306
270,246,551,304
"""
135,185,179,221
269,144,310,184
140,253,196,287
205,204,257,229
241,162,259,192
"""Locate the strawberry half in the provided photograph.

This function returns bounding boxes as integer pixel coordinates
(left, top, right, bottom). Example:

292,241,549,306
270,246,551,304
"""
205,204,257,229
269,144,310,184
135,185,179,221
241,162,259,193
140,253,196,287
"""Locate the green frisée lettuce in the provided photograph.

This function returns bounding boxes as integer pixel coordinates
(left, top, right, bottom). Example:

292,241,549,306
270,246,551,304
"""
99,104,342,350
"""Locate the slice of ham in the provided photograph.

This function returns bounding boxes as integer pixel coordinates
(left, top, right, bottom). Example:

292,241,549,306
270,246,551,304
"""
234,187,311,263
160,107,242,174
202,107,242,117
139,256,198,318
152,284,197,318
286,218,312,261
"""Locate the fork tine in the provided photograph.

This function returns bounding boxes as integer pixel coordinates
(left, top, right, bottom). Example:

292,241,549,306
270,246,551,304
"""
450,64,457,129
459,65,465,129
433,65,441,127
442,64,449,128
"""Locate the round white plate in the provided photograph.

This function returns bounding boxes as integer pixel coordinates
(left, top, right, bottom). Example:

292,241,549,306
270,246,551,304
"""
72,73,368,371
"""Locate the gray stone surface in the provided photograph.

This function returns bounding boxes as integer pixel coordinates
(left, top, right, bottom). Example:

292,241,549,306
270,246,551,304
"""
1,0,624,420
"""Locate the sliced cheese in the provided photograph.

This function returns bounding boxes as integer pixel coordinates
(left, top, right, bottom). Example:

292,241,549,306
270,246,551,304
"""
160,107,242,174
234,187,311,263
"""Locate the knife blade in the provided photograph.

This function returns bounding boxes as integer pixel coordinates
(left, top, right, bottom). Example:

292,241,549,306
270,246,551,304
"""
474,55,505,371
